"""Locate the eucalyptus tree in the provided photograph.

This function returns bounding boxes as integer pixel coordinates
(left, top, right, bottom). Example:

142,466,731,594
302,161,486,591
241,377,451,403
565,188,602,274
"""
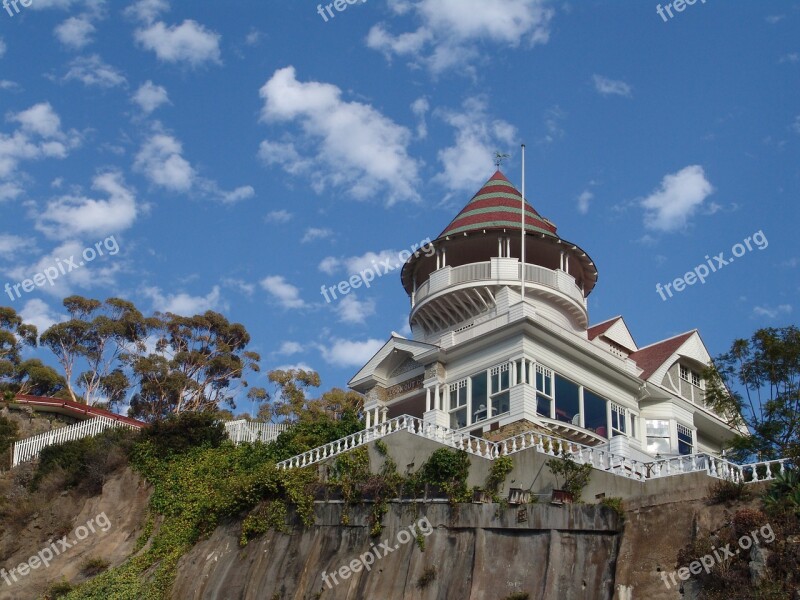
704,326,800,462
0,306,65,398
39,296,150,407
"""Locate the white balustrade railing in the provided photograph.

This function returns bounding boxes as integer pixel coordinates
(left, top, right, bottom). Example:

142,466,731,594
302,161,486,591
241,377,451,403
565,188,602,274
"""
225,420,288,444
276,415,496,470
12,417,140,467
275,414,791,486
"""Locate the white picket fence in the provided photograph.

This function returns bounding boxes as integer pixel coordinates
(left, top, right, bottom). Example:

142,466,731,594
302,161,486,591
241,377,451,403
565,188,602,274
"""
224,420,288,444
275,414,790,486
12,416,140,467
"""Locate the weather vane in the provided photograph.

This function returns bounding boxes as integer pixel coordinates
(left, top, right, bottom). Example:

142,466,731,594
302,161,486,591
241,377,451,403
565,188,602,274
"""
494,151,510,169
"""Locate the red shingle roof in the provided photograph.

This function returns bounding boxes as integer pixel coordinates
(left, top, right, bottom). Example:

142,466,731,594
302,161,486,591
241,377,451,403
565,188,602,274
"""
587,316,622,341
630,332,696,381
438,170,558,239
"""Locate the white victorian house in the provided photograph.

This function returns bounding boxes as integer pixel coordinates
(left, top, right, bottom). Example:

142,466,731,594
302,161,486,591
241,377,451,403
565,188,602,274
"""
348,170,744,462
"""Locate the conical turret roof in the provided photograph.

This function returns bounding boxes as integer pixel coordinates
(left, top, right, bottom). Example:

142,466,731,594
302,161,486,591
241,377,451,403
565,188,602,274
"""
438,170,558,239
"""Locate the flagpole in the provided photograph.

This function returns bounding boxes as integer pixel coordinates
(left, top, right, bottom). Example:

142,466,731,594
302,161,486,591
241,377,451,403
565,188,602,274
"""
521,144,526,302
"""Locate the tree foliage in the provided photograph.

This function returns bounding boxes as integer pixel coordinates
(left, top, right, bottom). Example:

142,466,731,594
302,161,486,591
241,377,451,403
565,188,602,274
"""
128,310,264,420
39,297,149,406
704,326,800,462
0,306,65,397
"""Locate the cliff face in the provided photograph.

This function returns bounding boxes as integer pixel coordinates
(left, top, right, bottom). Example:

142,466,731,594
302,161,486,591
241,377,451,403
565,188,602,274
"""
172,502,622,600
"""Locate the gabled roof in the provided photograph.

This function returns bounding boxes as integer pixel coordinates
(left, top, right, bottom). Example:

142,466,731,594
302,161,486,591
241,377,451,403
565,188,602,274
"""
348,335,440,391
587,316,621,340
438,170,558,239
588,316,638,352
629,331,696,381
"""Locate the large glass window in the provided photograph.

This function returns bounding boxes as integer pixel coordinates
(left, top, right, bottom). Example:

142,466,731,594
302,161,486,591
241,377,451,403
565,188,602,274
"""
646,419,671,455
490,365,510,418
611,403,627,437
554,375,580,424
471,371,489,423
449,380,467,429
583,389,608,436
536,365,553,418
678,423,693,455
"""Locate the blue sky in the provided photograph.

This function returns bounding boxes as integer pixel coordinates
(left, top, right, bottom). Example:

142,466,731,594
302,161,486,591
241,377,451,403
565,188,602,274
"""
0,0,798,415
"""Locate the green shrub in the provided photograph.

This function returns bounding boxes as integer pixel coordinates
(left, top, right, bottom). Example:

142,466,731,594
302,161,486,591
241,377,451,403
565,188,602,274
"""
416,565,436,589
0,415,18,465
708,478,751,505
599,496,625,520
420,448,471,504
80,557,110,577
546,451,592,501
34,427,136,493
138,411,226,457
486,455,514,501
44,579,73,599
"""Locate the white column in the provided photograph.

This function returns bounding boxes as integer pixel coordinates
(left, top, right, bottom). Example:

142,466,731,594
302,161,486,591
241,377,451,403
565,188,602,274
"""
606,401,613,439
520,359,526,384
578,387,585,428
381,407,388,423
366,411,372,429
434,385,441,411
426,387,432,412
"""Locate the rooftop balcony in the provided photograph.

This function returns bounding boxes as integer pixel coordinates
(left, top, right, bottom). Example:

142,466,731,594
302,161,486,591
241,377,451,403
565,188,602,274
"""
410,258,588,335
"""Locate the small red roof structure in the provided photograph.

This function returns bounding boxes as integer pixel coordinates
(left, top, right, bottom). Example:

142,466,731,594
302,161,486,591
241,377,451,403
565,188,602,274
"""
438,170,558,239
9,394,145,428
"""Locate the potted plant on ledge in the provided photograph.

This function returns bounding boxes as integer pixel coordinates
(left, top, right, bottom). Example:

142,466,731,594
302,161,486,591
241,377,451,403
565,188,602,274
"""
547,450,593,504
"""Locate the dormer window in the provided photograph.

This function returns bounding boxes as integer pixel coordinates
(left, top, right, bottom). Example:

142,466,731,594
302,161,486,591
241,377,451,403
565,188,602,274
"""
679,365,703,389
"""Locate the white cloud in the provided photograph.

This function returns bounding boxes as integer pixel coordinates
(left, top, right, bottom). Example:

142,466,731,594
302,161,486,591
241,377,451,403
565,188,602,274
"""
0,233,33,259
133,128,253,202
135,20,222,67
317,337,384,368
0,183,23,202
245,29,262,46
55,16,96,49
301,228,333,244
132,80,170,114
765,15,784,24
780,53,799,64
277,341,303,355
261,275,306,309
540,105,566,144
753,304,792,319
63,54,127,88
641,165,714,232
336,294,376,324
592,74,632,97
259,67,420,204
434,96,516,192
36,171,138,239
577,190,593,215
411,97,430,139
5,238,122,298
0,80,20,91
19,299,62,334
125,0,169,23
134,132,195,191
0,103,80,180
222,277,255,296
319,249,402,278
367,0,554,74
265,209,292,223
144,285,223,315
12,103,64,138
